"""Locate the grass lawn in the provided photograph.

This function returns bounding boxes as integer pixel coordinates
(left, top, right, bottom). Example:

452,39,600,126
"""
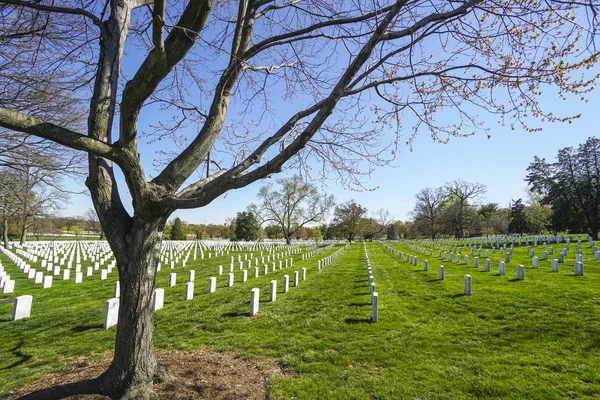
1,239,599,399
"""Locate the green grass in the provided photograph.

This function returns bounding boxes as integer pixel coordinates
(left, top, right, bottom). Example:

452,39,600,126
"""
1,240,600,399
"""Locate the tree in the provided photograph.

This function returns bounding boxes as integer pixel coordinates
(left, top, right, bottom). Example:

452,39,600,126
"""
508,198,533,235
311,228,323,245
234,211,259,241
264,225,283,239
362,208,394,241
169,217,187,240
445,180,487,238
411,187,446,239
527,137,600,239
478,203,508,237
1,1,598,397
386,223,398,240
249,176,334,245
71,225,84,237
332,201,368,242
84,208,104,239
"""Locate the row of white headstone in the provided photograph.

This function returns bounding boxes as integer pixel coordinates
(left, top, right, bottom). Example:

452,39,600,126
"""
364,243,378,323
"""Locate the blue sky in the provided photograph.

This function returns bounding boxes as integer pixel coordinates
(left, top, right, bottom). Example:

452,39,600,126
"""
63,87,599,225
59,4,600,225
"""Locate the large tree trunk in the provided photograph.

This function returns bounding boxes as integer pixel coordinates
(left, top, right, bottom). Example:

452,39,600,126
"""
98,216,169,399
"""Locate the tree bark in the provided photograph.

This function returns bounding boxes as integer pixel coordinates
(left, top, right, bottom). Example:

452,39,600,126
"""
98,215,168,399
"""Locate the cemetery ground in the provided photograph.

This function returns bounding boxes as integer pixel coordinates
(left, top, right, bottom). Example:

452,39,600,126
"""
1,240,599,399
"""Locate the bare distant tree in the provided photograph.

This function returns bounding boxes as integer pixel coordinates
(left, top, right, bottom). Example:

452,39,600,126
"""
445,180,487,238
0,0,598,397
411,187,446,239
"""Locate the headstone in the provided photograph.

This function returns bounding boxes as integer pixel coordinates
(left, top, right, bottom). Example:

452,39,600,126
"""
574,262,583,276
250,288,260,316
62,269,70,280
558,253,564,263
34,272,43,284
485,259,490,272
424,260,428,271
169,273,176,287
270,280,277,302
3,280,15,294
103,298,119,329
209,277,217,293
228,273,234,287
153,288,164,311
42,275,52,289
532,256,539,269
75,272,83,283
13,295,33,320
185,282,194,300
100,270,107,280
517,265,525,280
283,275,289,293
189,270,195,282
114,281,120,297
302,268,306,280
499,261,506,276
551,259,559,272
371,292,378,323
464,274,472,296
439,265,445,280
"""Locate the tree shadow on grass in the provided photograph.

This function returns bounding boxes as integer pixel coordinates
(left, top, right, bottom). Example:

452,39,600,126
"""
1,341,31,371
5,378,101,400
71,324,103,333
451,293,466,298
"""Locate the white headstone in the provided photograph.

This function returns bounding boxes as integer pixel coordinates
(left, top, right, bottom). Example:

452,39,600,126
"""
185,282,194,300
13,295,33,320
270,280,277,302
103,298,119,329
517,265,525,280
283,275,289,293
75,272,83,283
169,273,176,287
439,265,445,280
250,288,260,316
464,274,472,296
371,292,378,323
42,275,52,289
3,280,15,294
189,270,195,282
574,262,583,276
228,273,234,287
114,281,120,297
209,277,216,293
153,288,164,311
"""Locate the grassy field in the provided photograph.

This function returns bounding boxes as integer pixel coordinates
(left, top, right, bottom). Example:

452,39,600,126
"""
1,239,599,399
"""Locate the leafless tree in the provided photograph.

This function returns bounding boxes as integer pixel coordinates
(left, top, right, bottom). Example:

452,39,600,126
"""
445,179,487,238
0,0,598,397
410,187,446,239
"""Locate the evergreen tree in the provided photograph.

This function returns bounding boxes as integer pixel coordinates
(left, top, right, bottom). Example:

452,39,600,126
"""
170,217,186,240
234,212,259,241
